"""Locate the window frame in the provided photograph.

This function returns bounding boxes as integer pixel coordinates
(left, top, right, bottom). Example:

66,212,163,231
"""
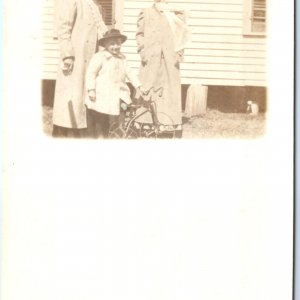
98,0,124,30
243,0,267,37
99,0,115,27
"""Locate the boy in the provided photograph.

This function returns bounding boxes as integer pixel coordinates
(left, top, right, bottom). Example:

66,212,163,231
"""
85,29,143,138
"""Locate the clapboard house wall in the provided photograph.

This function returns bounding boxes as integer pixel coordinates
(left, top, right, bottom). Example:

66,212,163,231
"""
42,0,267,87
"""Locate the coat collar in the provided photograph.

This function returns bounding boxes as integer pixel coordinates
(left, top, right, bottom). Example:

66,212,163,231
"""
152,4,162,13
103,49,125,59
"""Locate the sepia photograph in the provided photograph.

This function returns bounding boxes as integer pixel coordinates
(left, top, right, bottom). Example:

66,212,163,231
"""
2,1,294,300
42,0,267,139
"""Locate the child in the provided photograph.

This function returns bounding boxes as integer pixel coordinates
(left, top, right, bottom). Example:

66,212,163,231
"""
85,29,143,138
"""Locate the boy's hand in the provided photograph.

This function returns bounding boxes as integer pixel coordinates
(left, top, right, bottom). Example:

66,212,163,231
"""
121,102,128,111
88,89,96,101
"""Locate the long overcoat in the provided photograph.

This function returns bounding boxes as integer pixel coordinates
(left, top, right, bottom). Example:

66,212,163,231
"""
53,0,107,128
136,6,184,126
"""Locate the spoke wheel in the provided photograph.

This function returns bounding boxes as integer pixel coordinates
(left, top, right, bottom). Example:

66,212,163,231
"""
124,126,141,139
108,122,125,139
154,112,176,139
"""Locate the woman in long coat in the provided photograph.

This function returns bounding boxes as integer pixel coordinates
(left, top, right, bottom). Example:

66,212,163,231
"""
52,0,107,137
136,0,190,137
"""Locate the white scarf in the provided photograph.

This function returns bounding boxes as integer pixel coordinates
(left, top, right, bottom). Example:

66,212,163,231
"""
86,0,107,39
155,3,191,51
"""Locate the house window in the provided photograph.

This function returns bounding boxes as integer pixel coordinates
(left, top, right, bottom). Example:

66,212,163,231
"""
99,0,115,26
243,0,266,35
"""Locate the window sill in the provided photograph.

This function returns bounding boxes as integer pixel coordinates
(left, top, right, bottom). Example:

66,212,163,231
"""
243,32,267,38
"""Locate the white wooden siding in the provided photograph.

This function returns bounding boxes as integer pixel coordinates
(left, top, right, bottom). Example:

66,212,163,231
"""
42,0,58,80
42,0,267,86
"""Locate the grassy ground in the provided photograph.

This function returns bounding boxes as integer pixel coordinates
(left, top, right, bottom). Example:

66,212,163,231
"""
42,106,54,136
182,110,266,139
43,106,266,139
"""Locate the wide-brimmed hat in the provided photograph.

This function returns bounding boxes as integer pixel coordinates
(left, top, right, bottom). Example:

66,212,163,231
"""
99,29,127,47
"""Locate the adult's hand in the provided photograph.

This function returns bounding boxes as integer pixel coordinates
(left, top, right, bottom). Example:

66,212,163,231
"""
88,89,96,101
140,50,148,66
62,57,74,75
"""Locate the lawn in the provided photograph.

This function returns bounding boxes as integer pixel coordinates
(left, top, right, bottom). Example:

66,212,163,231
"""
42,106,266,139
182,109,266,139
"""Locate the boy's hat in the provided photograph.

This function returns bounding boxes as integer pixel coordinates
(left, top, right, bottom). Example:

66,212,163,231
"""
99,29,127,46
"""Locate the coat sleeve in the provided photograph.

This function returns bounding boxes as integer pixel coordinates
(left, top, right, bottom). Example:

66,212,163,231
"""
125,60,141,89
85,53,103,91
56,0,77,60
98,4,105,23
136,9,146,54
174,10,189,62
174,10,187,22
